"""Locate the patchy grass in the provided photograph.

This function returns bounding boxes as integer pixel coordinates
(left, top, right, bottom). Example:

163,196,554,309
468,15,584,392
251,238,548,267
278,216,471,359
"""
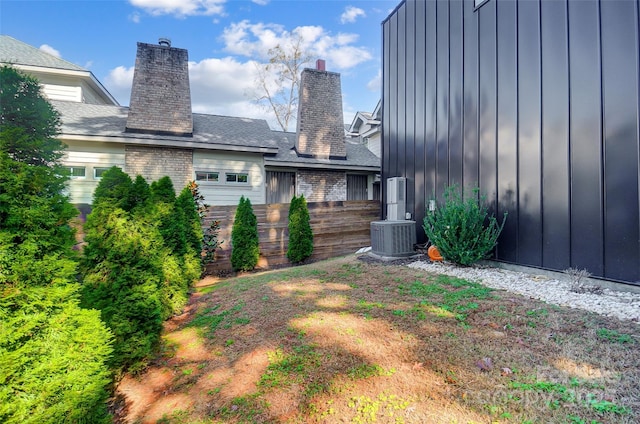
114,255,640,423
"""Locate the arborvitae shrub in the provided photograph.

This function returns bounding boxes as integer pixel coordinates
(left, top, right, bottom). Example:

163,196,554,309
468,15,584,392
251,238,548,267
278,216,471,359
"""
81,206,165,373
231,196,259,271
0,66,112,423
130,174,151,210
82,174,201,373
423,185,507,266
150,176,176,203
92,166,134,210
287,195,313,264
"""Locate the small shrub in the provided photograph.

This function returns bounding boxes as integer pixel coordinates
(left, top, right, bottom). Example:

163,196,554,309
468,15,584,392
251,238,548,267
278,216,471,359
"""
423,185,506,266
287,195,313,264
231,196,259,272
202,219,223,265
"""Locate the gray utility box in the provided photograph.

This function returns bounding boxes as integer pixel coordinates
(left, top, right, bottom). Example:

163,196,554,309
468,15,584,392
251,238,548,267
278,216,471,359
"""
370,220,416,257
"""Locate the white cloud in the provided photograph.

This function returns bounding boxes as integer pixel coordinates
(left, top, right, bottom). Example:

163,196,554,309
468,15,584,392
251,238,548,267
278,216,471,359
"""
251,0,269,5
39,44,60,58
367,69,381,92
128,0,226,17
104,65,135,105
221,20,372,70
129,12,141,23
221,20,285,58
340,6,366,24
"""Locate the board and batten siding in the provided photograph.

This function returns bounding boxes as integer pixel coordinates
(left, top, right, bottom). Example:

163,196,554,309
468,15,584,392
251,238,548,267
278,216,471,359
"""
382,0,640,284
193,150,266,206
61,140,126,204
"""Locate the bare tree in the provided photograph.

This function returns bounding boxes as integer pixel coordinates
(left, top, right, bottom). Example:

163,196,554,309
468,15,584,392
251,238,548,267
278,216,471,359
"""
253,35,313,132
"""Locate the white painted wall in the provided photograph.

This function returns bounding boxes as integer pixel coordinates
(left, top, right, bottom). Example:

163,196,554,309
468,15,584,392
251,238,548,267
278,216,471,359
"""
193,150,266,206
61,140,126,204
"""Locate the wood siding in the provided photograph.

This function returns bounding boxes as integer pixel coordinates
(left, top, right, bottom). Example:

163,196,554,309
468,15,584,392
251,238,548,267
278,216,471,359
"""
193,150,266,206
383,0,640,284
204,200,381,272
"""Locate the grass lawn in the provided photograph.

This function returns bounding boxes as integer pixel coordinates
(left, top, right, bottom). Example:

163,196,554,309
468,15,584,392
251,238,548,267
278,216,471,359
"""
114,255,639,424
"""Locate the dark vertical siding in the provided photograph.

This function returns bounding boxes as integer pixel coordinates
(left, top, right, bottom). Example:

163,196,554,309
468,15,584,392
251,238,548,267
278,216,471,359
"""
436,0,450,198
568,0,604,275
425,0,438,203
414,0,427,232
382,0,640,284
496,0,518,262
541,0,571,270
478,0,497,209
397,5,407,187
517,0,543,266
405,0,416,219
449,0,464,187
600,0,640,281
462,1,479,190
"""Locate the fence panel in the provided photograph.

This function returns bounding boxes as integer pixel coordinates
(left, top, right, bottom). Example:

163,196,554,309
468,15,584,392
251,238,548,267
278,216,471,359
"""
204,200,381,273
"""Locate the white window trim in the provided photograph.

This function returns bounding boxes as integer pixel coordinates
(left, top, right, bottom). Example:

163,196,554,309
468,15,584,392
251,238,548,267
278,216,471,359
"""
225,172,249,184
64,166,86,179
195,171,220,183
93,167,111,180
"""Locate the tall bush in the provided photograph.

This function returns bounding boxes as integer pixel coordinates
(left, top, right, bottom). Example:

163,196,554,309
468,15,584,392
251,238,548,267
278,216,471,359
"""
287,195,313,264
82,172,201,373
231,196,259,271
423,185,507,266
0,65,113,423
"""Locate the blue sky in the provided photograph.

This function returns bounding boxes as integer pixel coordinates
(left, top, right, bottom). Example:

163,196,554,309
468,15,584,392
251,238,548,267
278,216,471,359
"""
1,0,398,130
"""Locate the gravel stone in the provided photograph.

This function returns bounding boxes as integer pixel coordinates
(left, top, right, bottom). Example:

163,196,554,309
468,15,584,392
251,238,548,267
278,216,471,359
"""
406,260,640,323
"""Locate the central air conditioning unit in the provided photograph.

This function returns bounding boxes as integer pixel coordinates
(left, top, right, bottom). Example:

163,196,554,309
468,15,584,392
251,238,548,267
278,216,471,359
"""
386,177,406,221
370,220,416,257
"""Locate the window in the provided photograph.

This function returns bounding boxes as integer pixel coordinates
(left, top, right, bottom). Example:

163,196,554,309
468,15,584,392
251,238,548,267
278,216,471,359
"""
474,0,489,9
64,166,86,178
94,167,110,179
196,171,219,182
226,173,248,184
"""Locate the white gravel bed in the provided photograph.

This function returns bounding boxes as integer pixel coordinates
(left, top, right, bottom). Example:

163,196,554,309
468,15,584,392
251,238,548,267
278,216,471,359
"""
407,260,640,323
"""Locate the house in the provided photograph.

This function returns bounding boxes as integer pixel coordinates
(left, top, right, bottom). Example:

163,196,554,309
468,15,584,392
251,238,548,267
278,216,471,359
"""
0,35,380,208
381,0,639,284
347,99,382,159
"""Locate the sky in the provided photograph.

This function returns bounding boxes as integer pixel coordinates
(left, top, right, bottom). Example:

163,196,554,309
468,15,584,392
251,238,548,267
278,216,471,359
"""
1,0,399,130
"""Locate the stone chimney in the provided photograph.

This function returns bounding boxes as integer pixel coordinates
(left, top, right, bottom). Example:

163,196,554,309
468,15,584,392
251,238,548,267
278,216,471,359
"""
126,39,193,136
295,60,347,159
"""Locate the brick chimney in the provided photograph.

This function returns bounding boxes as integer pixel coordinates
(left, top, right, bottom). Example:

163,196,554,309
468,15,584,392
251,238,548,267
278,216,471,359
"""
126,39,193,136
295,60,347,159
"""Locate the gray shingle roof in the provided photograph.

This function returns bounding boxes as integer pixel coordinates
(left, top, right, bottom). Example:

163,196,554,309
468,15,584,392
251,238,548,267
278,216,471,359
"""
51,100,280,152
267,131,380,170
0,35,86,71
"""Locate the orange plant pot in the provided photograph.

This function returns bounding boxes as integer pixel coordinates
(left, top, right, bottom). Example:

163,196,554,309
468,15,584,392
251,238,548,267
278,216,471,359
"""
427,245,443,261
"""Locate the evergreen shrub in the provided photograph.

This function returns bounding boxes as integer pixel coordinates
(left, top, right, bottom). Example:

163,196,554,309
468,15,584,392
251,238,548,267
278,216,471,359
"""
0,66,113,423
230,196,259,271
287,195,313,264
423,185,507,266
82,172,202,373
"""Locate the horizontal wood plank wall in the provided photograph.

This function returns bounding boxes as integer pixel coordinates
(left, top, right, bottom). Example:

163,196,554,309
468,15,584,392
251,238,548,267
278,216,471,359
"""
204,200,381,273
